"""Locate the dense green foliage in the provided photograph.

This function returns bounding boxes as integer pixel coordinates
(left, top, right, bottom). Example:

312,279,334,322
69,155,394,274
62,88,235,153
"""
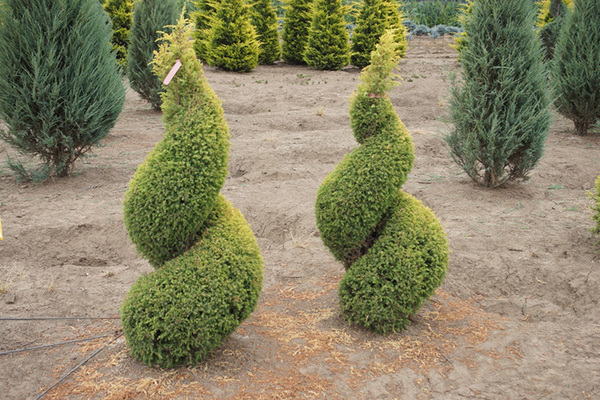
401,0,463,27
552,0,600,135
315,32,448,334
445,0,550,188
193,0,218,62
0,0,125,179
208,0,260,72
252,0,282,65
351,0,387,68
122,18,263,367
127,0,179,110
304,0,350,70
104,0,134,70
538,0,571,60
382,0,407,59
351,0,406,69
282,0,313,64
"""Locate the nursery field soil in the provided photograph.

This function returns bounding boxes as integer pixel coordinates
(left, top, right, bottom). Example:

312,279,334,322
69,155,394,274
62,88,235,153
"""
1,37,599,399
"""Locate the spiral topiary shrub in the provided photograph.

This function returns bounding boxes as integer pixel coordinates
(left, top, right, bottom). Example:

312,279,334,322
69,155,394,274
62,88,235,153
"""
315,31,448,334
121,17,263,367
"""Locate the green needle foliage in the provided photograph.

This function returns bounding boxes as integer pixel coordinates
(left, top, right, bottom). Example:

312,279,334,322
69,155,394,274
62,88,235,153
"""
538,0,571,60
552,0,600,136
303,0,350,70
381,0,407,59
282,0,314,64
315,32,448,334
104,0,134,70
193,0,218,62
445,0,550,188
127,0,179,110
351,0,406,69
252,0,282,65
351,0,387,69
122,17,263,367
207,0,260,72
0,0,125,180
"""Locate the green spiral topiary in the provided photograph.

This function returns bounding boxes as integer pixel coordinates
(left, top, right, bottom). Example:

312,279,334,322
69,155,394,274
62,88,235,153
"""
121,17,263,367
315,31,448,334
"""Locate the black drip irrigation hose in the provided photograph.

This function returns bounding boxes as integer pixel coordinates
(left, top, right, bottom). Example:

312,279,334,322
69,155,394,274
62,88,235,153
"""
34,331,124,400
0,333,115,356
0,316,120,321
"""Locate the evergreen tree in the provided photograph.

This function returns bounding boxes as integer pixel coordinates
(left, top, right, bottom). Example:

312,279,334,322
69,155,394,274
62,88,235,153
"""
351,0,387,69
0,0,125,179
303,0,349,70
538,0,571,60
193,0,218,62
122,17,263,367
381,0,407,59
127,0,179,110
315,32,448,333
282,0,313,64
552,0,600,135
251,0,281,65
104,0,134,70
207,0,260,72
445,0,550,188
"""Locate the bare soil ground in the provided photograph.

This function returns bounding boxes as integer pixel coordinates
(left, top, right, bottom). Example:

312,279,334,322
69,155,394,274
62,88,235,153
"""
1,37,599,399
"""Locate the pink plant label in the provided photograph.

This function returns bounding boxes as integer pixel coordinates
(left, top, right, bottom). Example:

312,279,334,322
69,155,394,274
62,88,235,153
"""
163,59,182,85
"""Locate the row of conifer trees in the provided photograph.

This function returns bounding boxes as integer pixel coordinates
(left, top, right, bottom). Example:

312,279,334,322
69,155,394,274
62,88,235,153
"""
105,0,409,74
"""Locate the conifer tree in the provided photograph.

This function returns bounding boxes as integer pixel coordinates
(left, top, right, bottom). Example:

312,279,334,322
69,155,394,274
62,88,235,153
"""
315,32,448,333
381,0,407,59
351,0,387,69
127,0,179,110
207,0,260,72
104,0,134,70
252,0,281,65
193,0,218,62
282,0,313,64
552,0,600,135
303,0,349,70
0,0,125,179
538,0,572,60
122,17,263,367
445,0,550,188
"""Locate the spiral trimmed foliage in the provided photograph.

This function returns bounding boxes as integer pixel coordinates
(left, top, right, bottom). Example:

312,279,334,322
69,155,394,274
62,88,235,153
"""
315,31,448,334
121,18,263,367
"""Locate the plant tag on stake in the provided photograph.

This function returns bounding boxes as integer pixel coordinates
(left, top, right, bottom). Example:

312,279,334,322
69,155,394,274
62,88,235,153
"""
163,59,182,86
0,217,3,241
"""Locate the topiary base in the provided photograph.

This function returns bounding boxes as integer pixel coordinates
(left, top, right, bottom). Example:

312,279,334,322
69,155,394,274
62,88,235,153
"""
121,196,263,368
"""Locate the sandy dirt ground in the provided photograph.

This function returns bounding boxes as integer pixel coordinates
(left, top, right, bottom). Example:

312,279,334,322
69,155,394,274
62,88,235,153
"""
1,37,599,399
